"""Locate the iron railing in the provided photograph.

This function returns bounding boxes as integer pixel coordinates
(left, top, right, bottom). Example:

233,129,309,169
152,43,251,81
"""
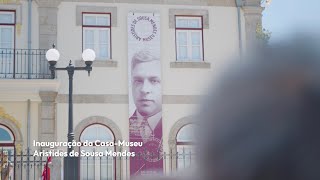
0,148,47,180
0,148,196,180
0,48,51,79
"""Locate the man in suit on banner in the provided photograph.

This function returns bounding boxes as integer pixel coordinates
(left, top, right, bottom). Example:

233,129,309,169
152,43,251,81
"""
129,50,163,176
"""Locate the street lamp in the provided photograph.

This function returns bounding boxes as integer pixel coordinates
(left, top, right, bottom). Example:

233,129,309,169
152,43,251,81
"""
46,45,95,180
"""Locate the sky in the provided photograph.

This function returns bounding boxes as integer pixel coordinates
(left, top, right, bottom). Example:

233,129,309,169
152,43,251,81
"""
262,0,320,43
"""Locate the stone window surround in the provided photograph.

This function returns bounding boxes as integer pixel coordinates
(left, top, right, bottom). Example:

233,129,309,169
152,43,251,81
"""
76,6,117,65
0,4,22,25
63,0,236,7
169,9,209,29
0,118,23,148
168,115,196,171
75,59,117,67
170,61,211,69
170,9,209,66
74,116,123,180
76,5,117,27
74,116,123,147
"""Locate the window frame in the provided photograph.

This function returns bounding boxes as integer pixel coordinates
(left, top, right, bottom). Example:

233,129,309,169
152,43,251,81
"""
0,124,16,180
175,123,196,170
0,10,15,49
82,12,112,60
0,10,16,77
175,15,204,61
0,124,15,146
79,123,116,180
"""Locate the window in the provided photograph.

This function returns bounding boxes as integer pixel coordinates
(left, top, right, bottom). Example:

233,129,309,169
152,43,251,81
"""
176,124,196,170
82,13,111,60
0,11,14,49
0,11,15,75
0,125,15,180
80,124,114,180
175,16,203,61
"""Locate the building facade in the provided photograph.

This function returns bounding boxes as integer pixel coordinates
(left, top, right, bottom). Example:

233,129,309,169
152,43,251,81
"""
0,0,263,179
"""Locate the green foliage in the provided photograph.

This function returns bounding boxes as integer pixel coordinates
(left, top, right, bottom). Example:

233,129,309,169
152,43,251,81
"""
256,22,272,44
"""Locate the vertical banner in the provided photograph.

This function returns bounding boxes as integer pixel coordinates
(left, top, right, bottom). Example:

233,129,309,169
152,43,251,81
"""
128,12,163,176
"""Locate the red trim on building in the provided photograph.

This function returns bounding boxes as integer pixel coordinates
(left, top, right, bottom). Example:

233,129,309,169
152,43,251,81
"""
175,15,203,18
201,16,204,61
82,12,111,15
109,13,112,59
0,143,15,146
0,10,16,77
174,15,178,61
0,123,16,142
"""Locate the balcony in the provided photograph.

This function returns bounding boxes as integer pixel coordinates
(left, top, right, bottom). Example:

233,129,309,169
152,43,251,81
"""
0,48,51,79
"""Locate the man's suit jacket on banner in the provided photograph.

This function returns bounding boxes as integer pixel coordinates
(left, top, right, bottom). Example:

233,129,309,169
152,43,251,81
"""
129,111,163,175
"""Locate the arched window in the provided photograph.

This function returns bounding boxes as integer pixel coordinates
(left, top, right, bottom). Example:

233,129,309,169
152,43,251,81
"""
0,124,15,180
176,124,196,170
80,124,114,180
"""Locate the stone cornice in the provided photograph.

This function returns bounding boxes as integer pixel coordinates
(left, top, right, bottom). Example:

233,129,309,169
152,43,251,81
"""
0,79,59,101
170,61,211,68
243,6,264,15
35,0,62,8
39,91,58,102
57,94,128,104
61,0,236,7
0,79,59,93
0,0,20,5
75,60,118,67
242,0,261,7
56,94,204,104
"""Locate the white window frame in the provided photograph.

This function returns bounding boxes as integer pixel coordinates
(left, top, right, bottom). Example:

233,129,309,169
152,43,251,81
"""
0,10,15,76
82,13,111,60
176,124,196,171
80,124,115,180
0,10,15,49
175,16,203,61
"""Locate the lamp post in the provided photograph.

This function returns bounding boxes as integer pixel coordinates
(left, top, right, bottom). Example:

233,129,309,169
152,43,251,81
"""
46,45,95,180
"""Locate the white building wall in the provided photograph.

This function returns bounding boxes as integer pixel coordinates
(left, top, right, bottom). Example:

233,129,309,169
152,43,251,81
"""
0,0,247,156
0,1,265,179
8,1,39,49
54,2,240,149
56,2,239,95
0,101,40,146
32,1,40,49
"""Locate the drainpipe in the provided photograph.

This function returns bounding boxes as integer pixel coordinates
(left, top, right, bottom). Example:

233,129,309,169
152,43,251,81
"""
236,0,243,57
27,99,31,179
28,0,32,79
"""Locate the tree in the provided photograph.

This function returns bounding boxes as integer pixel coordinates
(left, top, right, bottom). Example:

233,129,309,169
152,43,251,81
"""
256,22,272,45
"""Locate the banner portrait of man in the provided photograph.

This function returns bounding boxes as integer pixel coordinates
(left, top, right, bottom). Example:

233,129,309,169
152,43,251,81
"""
127,12,163,176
